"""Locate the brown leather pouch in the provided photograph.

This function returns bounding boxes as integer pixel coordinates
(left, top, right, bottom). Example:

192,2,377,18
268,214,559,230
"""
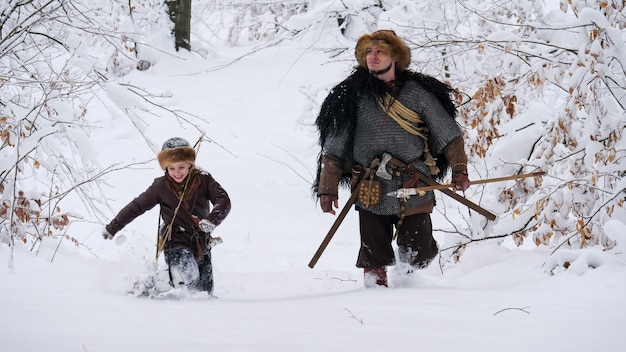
358,178,381,207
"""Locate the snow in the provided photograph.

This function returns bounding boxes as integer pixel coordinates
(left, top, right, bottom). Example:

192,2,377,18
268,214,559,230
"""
2,23,626,352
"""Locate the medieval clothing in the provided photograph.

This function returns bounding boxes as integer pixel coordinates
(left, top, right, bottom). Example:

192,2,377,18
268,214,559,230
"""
106,167,231,293
314,66,468,269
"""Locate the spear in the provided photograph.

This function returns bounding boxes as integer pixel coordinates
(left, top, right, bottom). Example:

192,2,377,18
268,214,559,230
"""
388,171,545,198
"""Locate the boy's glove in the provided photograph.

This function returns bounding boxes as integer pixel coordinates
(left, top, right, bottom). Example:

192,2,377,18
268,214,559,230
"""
198,219,216,234
102,229,114,240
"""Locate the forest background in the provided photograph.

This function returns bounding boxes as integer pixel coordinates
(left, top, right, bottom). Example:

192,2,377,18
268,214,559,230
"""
1,1,625,351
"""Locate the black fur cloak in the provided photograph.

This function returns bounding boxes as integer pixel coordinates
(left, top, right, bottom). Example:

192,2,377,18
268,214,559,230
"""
313,66,458,195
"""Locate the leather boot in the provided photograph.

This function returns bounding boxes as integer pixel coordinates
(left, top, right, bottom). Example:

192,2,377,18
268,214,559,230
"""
364,267,388,288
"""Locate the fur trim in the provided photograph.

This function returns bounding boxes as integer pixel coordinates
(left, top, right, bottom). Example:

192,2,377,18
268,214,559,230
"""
355,30,411,71
157,146,196,170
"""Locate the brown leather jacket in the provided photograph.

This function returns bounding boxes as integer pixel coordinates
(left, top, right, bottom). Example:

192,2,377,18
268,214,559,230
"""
105,167,231,255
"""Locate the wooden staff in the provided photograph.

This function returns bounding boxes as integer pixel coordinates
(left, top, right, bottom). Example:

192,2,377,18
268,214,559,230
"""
308,159,380,269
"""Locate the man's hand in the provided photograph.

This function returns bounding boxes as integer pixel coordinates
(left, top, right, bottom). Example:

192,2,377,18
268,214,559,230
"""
320,195,339,215
451,173,470,192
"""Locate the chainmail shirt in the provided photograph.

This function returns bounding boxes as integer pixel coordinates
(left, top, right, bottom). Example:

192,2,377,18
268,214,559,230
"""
323,80,462,215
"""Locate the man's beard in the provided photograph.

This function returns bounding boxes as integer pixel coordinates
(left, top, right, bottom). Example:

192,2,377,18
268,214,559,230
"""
369,63,393,76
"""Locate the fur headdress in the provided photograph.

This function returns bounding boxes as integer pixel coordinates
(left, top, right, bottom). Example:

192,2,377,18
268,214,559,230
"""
355,30,411,71
157,137,196,170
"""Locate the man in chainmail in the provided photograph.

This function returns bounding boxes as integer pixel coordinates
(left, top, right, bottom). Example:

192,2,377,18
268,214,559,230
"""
314,30,470,288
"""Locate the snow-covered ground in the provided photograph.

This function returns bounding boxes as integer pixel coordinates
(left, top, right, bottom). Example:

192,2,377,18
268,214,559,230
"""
2,29,625,352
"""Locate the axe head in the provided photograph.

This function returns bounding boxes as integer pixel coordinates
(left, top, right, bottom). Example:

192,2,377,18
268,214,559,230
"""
376,153,393,180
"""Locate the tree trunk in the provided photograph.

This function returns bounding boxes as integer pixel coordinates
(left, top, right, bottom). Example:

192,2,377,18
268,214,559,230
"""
166,0,191,51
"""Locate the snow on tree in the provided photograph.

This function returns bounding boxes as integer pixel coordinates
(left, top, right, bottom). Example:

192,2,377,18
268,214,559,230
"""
0,0,203,266
271,0,625,265
1,0,624,271
442,0,626,259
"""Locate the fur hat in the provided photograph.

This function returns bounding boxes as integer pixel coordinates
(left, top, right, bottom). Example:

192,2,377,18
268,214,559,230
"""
157,137,196,170
355,30,411,71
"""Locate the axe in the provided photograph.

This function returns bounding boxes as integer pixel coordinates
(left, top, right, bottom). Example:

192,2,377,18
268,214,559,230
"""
375,153,393,180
